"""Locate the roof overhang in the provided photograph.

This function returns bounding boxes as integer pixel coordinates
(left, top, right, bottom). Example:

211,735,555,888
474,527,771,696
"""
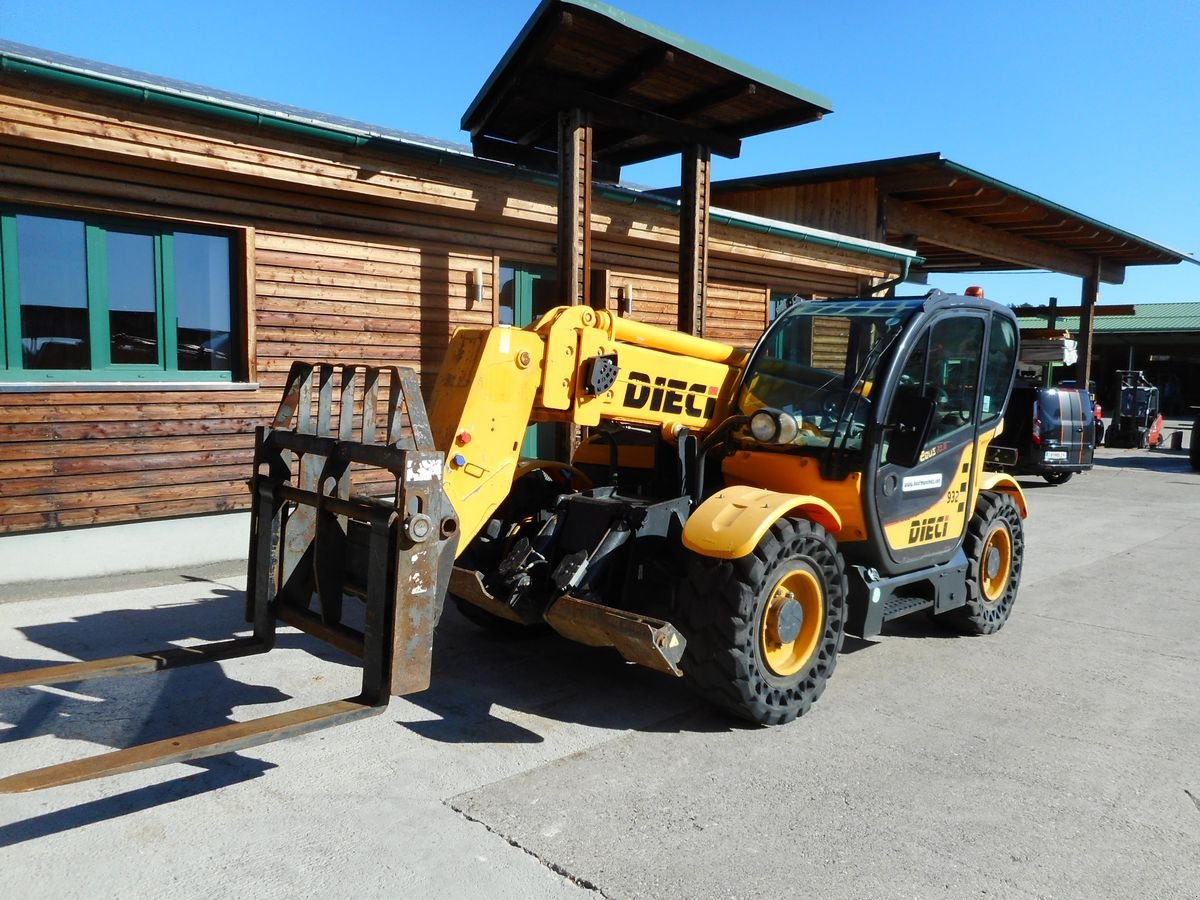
461,0,833,173
708,153,1197,285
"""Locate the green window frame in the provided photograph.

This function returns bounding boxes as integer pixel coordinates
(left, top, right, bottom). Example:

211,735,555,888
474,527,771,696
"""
0,208,238,382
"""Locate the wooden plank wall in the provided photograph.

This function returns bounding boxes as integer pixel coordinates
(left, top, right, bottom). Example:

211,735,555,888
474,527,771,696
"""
0,76,891,535
712,178,879,242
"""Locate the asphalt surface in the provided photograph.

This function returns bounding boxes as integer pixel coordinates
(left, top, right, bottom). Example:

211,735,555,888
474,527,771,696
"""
0,440,1197,898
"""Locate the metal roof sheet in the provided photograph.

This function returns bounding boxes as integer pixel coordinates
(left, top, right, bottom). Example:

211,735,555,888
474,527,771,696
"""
1015,302,1200,334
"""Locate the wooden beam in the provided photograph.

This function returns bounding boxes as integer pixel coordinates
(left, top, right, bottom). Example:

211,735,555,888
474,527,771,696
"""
557,108,592,308
875,172,963,195
596,48,675,96
1014,304,1135,318
536,82,741,159
886,198,1126,284
1077,258,1101,386
678,145,711,336
470,134,559,171
655,80,756,120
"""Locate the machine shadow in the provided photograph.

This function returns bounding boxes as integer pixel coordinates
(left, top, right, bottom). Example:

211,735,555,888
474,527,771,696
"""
0,579,362,844
404,604,734,742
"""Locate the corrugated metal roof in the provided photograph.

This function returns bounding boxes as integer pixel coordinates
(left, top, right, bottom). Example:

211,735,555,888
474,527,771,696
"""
1015,302,1200,334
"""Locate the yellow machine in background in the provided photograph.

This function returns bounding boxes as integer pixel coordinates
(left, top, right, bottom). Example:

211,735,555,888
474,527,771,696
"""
0,289,1027,791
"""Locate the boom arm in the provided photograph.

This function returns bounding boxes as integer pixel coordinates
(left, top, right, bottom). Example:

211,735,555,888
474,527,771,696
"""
428,305,748,546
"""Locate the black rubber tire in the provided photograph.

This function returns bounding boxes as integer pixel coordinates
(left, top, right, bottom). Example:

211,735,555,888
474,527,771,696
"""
1042,471,1073,486
677,517,846,726
1190,417,1200,472
944,492,1024,635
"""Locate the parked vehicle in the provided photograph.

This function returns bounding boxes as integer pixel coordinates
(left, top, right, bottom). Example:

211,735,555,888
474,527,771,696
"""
1105,370,1164,449
1190,412,1199,472
989,383,1096,485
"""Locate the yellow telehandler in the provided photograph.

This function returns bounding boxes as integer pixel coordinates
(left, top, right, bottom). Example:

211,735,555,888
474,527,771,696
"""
0,288,1026,791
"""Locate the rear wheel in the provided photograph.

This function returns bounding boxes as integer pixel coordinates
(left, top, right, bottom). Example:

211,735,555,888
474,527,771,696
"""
945,492,1023,635
1042,471,1073,485
678,517,846,725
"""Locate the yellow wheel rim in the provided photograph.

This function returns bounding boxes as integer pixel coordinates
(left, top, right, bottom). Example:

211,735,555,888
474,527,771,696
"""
981,525,1012,602
759,568,824,678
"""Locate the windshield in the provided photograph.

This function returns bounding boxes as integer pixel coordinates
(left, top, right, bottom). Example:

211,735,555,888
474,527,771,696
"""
739,298,923,453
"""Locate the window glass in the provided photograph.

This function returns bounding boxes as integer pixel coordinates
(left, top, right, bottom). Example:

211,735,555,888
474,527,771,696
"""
921,317,984,443
107,230,158,365
497,265,516,326
16,214,89,370
980,316,1017,423
1,209,237,380
175,232,232,371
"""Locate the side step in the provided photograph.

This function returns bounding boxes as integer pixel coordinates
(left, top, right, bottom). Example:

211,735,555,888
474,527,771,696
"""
0,363,458,792
846,549,970,638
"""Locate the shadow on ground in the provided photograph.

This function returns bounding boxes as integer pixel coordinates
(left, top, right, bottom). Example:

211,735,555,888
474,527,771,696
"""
0,569,990,839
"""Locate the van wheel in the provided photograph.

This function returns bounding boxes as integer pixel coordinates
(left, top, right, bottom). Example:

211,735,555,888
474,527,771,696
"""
679,518,846,725
1042,471,1073,485
944,493,1023,635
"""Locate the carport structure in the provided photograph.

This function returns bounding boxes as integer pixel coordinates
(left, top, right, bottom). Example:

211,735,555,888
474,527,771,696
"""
704,153,1197,383
462,0,834,336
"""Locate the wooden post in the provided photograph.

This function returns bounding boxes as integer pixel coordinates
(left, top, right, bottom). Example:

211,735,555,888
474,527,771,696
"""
1077,260,1100,387
557,108,592,307
678,145,711,335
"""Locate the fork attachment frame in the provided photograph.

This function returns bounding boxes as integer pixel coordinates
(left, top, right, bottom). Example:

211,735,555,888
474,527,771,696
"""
0,362,458,792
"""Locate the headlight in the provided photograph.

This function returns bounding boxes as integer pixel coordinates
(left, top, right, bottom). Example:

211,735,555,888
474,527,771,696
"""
749,408,799,444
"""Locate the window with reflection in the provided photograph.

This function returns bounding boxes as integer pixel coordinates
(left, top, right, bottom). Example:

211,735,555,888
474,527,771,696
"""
1,209,237,380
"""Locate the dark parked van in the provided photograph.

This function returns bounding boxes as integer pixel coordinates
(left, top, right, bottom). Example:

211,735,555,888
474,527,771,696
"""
989,384,1096,484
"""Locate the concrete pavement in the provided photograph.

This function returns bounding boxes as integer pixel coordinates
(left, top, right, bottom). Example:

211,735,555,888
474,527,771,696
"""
0,443,1197,898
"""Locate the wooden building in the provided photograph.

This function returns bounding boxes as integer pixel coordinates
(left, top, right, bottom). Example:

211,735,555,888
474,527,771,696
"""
0,38,915,564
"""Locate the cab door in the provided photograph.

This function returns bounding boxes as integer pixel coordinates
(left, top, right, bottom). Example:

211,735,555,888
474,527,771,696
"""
872,313,987,570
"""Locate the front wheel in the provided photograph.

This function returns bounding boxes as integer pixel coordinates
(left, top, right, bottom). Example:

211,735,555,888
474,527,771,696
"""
944,492,1024,635
678,517,847,726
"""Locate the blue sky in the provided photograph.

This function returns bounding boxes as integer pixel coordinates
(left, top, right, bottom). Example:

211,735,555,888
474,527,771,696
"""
3,0,1197,306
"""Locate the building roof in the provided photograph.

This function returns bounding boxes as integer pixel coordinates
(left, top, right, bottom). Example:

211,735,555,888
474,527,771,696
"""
0,39,914,267
1015,302,1200,334
461,0,833,171
706,153,1197,283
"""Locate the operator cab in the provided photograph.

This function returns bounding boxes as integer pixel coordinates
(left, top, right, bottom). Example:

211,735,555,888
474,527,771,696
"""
731,289,1020,572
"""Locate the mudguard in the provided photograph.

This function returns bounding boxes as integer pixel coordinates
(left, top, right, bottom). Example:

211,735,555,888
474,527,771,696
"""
978,471,1028,518
682,485,842,560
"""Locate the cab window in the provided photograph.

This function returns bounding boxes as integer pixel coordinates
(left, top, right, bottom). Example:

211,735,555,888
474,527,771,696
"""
898,317,985,445
980,316,1018,424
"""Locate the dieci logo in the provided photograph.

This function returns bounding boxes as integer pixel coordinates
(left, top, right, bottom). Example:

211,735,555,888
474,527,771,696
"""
908,514,949,543
623,372,718,419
